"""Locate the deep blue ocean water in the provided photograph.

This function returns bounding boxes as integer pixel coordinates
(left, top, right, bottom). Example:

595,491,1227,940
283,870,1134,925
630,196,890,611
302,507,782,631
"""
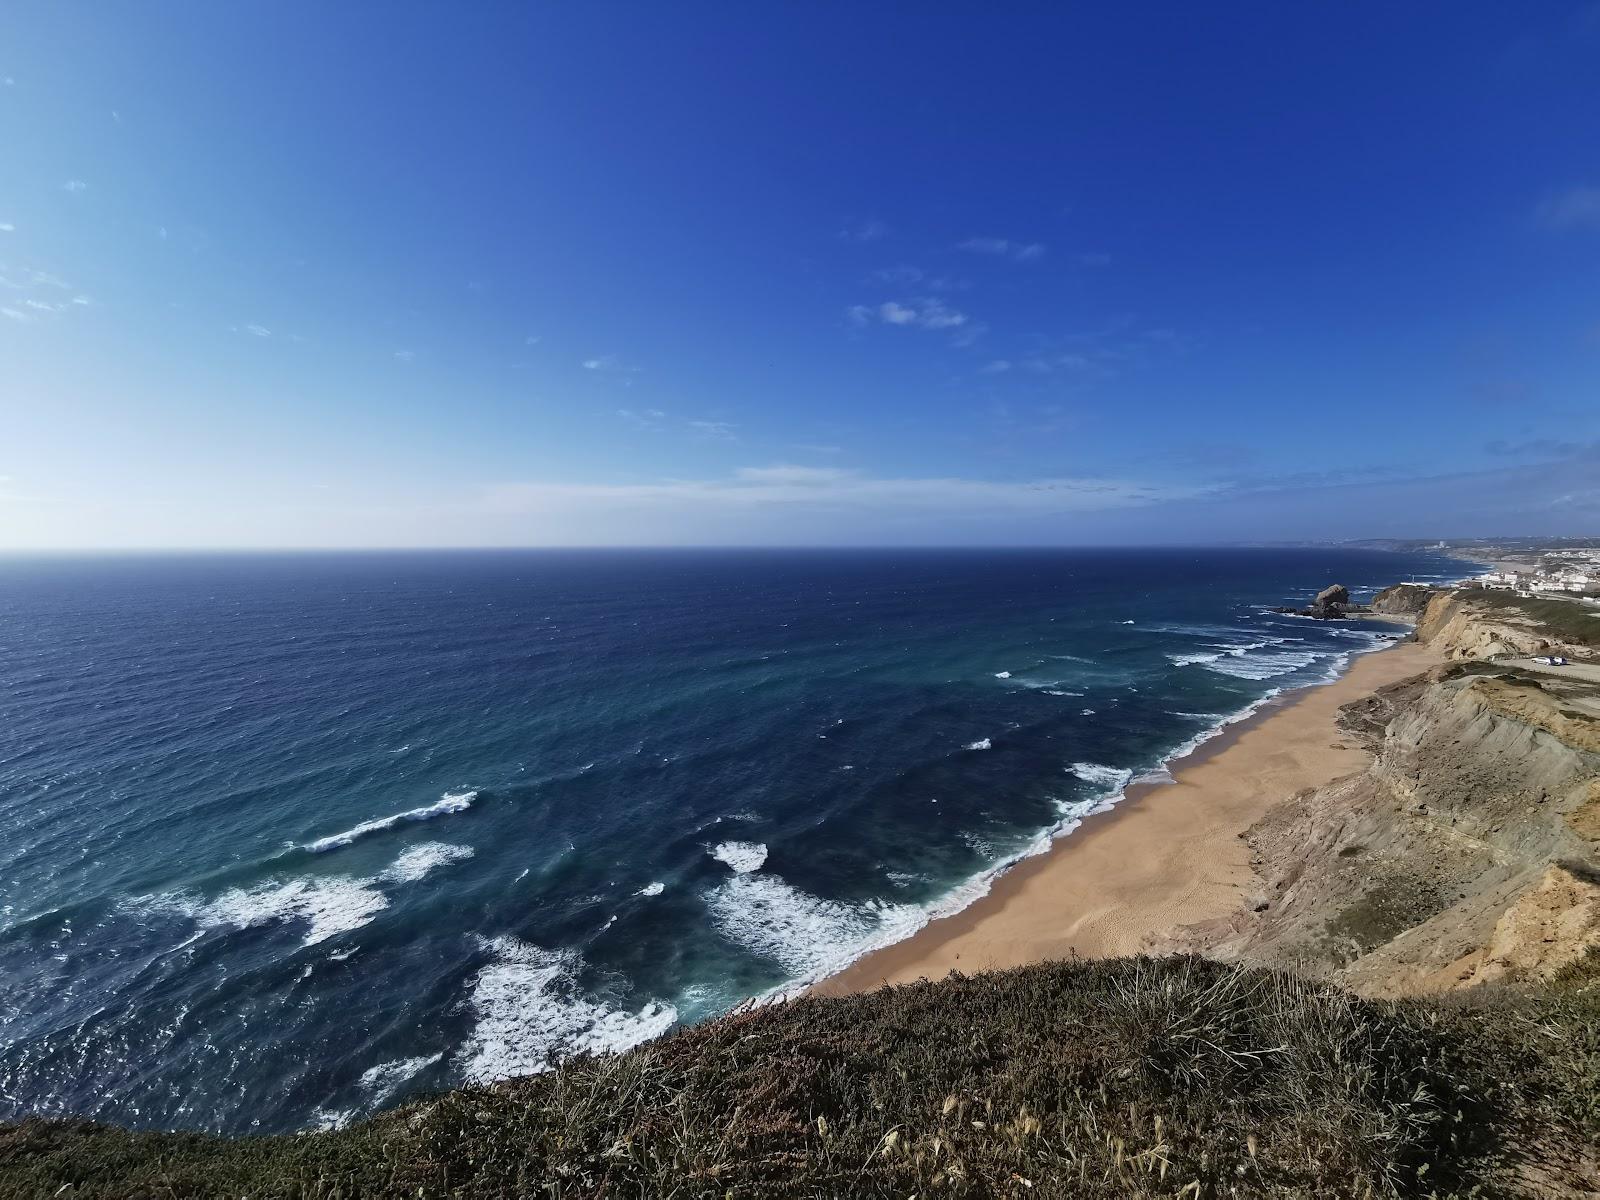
0,547,1472,1133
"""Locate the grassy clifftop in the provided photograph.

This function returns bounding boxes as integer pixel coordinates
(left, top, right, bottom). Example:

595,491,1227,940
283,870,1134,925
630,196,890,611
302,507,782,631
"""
4,954,1597,1198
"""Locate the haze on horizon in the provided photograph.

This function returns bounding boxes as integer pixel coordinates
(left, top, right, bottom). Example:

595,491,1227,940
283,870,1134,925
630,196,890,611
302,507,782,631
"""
2,3,1597,551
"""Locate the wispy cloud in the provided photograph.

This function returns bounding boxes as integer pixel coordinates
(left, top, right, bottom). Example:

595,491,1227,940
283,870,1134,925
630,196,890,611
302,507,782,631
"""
394,349,416,362
583,355,641,373
618,409,738,441
0,265,87,324
482,465,1209,519
0,223,13,233
687,419,738,441
958,237,1046,262
979,359,1012,374
847,297,970,332
1534,185,1600,231
524,334,541,345
838,218,888,243
245,323,271,338
63,180,87,193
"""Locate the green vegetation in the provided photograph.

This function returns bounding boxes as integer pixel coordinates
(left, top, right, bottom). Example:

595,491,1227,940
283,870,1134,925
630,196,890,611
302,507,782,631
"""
4,955,1597,1198
1470,591,1600,650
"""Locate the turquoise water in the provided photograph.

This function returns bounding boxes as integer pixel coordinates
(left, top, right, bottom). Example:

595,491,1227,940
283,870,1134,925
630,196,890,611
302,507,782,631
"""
0,547,1469,1132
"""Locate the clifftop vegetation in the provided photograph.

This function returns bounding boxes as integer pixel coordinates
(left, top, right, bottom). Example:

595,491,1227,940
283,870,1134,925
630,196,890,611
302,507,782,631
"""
4,954,1598,1198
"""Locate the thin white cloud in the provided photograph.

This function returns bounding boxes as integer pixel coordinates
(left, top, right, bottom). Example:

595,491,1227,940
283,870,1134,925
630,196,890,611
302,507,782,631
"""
958,237,1046,262
848,297,969,332
524,334,541,345
979,359,1012,374
63,180,87,193
1021,353,1094,374
688,419,738,441
1535,185,1600,231
733,465,849,485
481,466,1209,519
867,264,924,285
583,355,641,373
838,218,888,243
1,307,27,322
245,323,271,338
394,349,416,362
618,409,737,441
0,223,13,233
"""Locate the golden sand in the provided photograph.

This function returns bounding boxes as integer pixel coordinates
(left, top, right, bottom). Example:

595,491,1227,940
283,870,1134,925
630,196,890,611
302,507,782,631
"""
814,640,1439,996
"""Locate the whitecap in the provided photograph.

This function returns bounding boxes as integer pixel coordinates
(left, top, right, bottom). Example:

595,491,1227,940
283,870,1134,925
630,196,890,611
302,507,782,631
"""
710,841,768,873
1068,762,1134,795
993,670,1012,679
964,737,992,751
637,881,665,897
358,1053,442,1102
379,842,475,884
459,937,677,1084
1204,649,1323,680
171,875,390,947
703,874,925,981
304,790,477,854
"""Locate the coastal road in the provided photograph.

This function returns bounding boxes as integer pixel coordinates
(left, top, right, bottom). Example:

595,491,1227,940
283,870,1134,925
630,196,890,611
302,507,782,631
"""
1498,656,1600,687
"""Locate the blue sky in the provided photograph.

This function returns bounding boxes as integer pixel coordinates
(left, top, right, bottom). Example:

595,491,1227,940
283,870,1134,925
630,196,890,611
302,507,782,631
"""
2,2,1598,548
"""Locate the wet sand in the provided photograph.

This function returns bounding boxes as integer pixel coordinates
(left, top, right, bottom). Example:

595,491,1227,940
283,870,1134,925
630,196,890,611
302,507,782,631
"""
814,639,1439,996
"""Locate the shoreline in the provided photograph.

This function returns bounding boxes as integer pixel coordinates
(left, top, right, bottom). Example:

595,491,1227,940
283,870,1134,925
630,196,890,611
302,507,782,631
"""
813,636,1440,996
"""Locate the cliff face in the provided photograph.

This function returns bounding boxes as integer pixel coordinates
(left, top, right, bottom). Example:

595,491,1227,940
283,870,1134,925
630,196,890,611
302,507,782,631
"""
1414,589,1569,659
1369,582,1434,615
1166,659,1600,999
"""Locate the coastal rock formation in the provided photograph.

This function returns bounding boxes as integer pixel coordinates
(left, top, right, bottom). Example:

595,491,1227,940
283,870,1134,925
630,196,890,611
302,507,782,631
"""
1163,659,1600,1001
1370,582,1434,615
1272,582,1364,620
1313,583,1350,610
1414,589,1567,660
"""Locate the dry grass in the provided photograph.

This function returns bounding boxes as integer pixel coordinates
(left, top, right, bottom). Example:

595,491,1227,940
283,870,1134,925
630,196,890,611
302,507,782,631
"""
2,955,1596,1198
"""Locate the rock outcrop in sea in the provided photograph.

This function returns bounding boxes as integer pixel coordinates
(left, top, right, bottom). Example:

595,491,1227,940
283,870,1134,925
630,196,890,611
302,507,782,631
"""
1272,581,1366,620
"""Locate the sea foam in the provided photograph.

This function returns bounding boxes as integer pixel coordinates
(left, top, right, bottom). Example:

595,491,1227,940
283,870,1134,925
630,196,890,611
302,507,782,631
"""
965,737,992,751
703,873,925,982
710,841,768,873
152,840,475,947
303,791,477,853
459,937,677,1084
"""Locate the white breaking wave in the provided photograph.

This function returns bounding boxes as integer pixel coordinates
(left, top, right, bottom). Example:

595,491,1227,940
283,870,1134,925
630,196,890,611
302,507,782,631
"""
1068,762,1134,795
710,841,768,873
380,842,475,884
637,881,665,897
965,737,992,751
358,1053,442,1102
993,670,1012,679
1168,651,1223,667
703,873,925,981
150,840,475,947
1204,649,1323,680
459,937,677,1084
168,875,390,947
304,791,478,853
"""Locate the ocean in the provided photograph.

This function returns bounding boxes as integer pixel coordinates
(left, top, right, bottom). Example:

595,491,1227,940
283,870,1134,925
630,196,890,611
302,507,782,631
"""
0,547,1471,1133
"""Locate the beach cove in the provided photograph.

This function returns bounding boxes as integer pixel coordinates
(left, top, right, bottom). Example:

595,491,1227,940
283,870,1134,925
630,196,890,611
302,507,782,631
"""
817,638,1440,994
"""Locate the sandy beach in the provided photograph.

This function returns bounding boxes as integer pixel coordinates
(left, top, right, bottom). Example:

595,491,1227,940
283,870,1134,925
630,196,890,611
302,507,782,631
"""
815,639,1440,996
